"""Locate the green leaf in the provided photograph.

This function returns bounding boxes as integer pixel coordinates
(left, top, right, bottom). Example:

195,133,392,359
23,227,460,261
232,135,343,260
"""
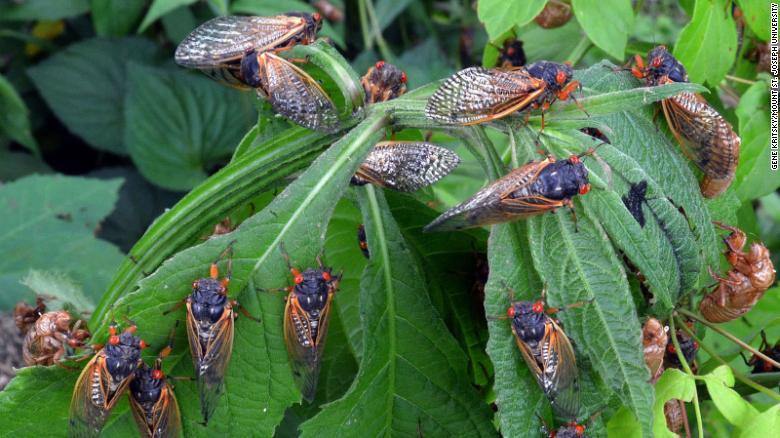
138,0,198,32
652,369,696,437
572,0,634,59
91,0,146,36
300,186,495,437
477,0,547,41
0,73,37,154
674,0,738,85
91,113,388,435
734,80,778,201
124,63,256,191
0,0,89,21
0,174,124,310
739,404,780,438
160,4,198,44
21,269,95,312
0,150,51,181
0,366,76,435
375,0,414,30
735,0,770,41
701,365,759,428
27,37,160,155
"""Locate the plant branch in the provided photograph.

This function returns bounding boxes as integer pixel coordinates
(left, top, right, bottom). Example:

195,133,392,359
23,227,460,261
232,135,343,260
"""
364,0,394,61
670,317,704,438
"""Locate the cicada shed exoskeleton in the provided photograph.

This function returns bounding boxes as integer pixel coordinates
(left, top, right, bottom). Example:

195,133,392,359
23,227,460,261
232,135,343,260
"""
69,322,147,437
507,298,580,419
641,317,667,383
425,61,580,127
129,340,182,438
15,297,90,367
361,60,407,104
279,245,341,402
423,151,591,232
632,46,740,198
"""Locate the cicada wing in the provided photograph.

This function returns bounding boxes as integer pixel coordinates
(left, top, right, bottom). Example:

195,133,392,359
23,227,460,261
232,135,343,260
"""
543,320,580,419
175,15,308,68
186,303,234,424
425,67,545,125
284,294,333,402
356,142,461,192
258,53,340,133
661,92,739,196
69,354,129,437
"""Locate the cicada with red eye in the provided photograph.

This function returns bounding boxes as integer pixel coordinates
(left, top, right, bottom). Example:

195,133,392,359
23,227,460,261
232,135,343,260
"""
129,341,181,438
175,12,322,88
69,321,147,437
357,224,369,259
506,298,580,419
361,61,407,104
664,329,698,372
549,421,587,438
351,142,461,192
423,150,591,232
741,331,780,374
279,245,341,402
495,38,526,68
425,61,581,127
631,45,740,198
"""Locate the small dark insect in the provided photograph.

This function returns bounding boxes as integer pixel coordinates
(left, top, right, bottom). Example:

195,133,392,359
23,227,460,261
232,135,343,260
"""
496,38,526,68
699,222,775,323
312,0,344,22
279,244,341,402
20,305,90,367
664,399,688,435
360,61,407,104
621,180,649,227
423,151,591,232
642,317,667,383
632,46,740,198
357,224,369,259
579,127,610,144
351,142,461,192
534,0,573,29
425,61,580,127
549,421,587,438
69,321,147,437
175,13,322,87
129,339,181,438
506,295,581,419
664,330,698,372
742,331,780,374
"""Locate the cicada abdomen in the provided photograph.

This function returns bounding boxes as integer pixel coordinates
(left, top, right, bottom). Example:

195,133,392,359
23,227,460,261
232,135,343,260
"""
507,300,580,419
641,318,667,383
425,61,578,126
632,46,740,198
351,142,461,192
361,61,407,104
129,345,182,438
174,13,322,88
280,248,340,402
69,323,147,437
423,152,590,232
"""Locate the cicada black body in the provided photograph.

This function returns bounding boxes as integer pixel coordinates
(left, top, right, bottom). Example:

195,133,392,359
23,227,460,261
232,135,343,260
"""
744,331,780,374
664,330,698,372
175,13,322,88
69,323,147,437
507,300,580,419
423,152,590,232
361,61,407,104
425,61,579,126
357,224,369,259
621,180,649,227
129,345,182,438
496,38,526,68
550,421,587,438
281,249,340,402
632,46,740,198
351,142,461,192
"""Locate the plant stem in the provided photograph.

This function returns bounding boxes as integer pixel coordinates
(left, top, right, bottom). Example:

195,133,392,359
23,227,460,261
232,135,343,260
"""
724,75,757,85
675,316,780,402
677,308,780,370
358,0,373,51
364,0,394,61
566,36,591,66
670,317,704,438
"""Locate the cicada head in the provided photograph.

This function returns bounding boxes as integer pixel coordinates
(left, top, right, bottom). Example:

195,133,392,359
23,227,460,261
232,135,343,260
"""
553,421,587,438
130,364,165,407
239,50,264,88
644,45,688,85
361,61,408,103
283,12,323,44
535,156,590,201
664,331,698,370
190,278,229,324
293,268,335,318
104,328,146,383
508,300,548,347
526,61,573,94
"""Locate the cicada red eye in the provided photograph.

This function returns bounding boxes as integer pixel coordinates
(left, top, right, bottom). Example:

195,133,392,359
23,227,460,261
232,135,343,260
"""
400,72,407,83
532,300,545,313
139,340,148,349
109,335,120,345
569,155,580,164
322,271,331,281
667,344,676,354
312,12,322,21
506,306,515,317
579,183,591,195
294,274,304,284
151,369,164,380
375,60,385,69
555,70,567,85
575,425,585,435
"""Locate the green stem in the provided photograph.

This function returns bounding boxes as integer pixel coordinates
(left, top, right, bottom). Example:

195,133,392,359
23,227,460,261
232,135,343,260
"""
677,308,780,370
364,0,394,61
566,36,591,66
670,317,704,438
724,75,757,85
358,0,373,51
675,317,780,402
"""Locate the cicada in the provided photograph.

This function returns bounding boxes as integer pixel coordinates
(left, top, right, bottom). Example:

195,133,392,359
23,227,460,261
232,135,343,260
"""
361,61,407,104
495,38,526,69
19,304,90,367
279,245,341,402
664,399,688,435
664,330,698,372
507,299,580,419
129,343,181,438
174,13,322,88
357,224,369,259
549,421,587,438
351,142,461,192
621,180,649,228
631,46,740,198
423,151,591,232
425,61,580,126
641,317,667,383
69,322,147,437
742,331,780,374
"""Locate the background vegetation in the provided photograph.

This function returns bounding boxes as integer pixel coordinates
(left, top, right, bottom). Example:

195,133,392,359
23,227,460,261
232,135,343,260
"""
0,0,775,437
